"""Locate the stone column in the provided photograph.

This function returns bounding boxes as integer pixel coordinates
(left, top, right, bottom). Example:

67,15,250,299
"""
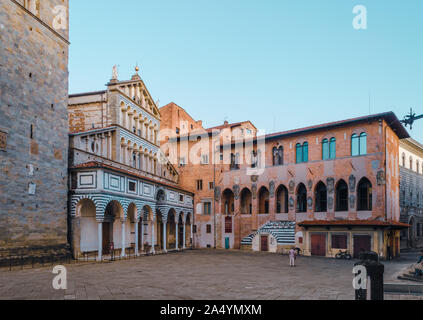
163,220,167,253
121,219,126,257
97,222,103,261
141,221,144,252
175,222,179,250
183,222,186,249
151,216,155,254
190,221,193,248
134,220,139,256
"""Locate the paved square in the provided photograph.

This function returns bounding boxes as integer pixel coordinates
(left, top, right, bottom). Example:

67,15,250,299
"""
0,250,419,300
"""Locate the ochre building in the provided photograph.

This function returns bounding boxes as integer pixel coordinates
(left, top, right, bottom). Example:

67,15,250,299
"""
160,105,410,260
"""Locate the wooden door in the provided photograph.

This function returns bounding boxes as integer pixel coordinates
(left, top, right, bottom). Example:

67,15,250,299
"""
311,234,326,256
102,222,111,254
354,235,371,258
261,235,269,252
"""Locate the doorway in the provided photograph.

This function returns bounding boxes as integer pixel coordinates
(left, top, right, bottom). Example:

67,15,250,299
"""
311,234,326,256
261,235,269,252
353,235,371,258
102,222,112,254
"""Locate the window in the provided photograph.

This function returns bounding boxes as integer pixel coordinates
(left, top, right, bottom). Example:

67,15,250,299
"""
25,0,40,17
179,157,186,167
179,195,184,202
225,216,233,233
201,154,209,165
273,147,284,166
209,182,214,190
296,183,307,213
230,153,240,170
357,178,372,211
203,202,211,215
402,153,406,167
206,224,212,234
196,180,203,191
417,161,420,174
332,235,348,249
335,180,349,211
410,157,413,171
315,182,327,212
323,138,336,160
352,133,367,156
329,138,336,159
128,181,136,192
176,127,180,134
296,142,309,164
0,131,6,151
193,225,197,234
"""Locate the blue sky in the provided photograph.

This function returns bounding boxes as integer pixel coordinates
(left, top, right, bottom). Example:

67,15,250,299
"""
69,0,423,141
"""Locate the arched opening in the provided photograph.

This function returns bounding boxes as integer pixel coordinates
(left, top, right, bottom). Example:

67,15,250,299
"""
178,214,184,249
142,205,154,252
258,187,270,214
127,203,138,252
156,209,164,250
276,185,289,214
185,213,192,247
314,181,327,212
240,188,252,214
296,183,307,213
78,199,97,253
167,209,176,250
357,178,372,211
335,180,349,212
222,189,235,215
104,200,123,254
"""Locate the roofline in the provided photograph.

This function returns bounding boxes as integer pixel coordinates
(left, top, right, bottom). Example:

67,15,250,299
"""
69,90,107,98
265,112,410,141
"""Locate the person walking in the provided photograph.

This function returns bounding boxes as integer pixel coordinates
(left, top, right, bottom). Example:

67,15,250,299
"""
289,247,296,267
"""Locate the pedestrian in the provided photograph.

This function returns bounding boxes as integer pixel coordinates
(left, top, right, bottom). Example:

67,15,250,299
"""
289,247,296,267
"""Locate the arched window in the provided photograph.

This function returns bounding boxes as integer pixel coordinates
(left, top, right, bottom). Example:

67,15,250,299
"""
296,183,307,213
273,147,284,166
335,180,349,212
402,153,406,167
329,138,336,159
296,142,309,163
315,182,327,212
410,157,413,171
276,185,289,214
352,133,367,156
322,139,329,160
296,143,303,164
357,178,372,211
417,161,420,174
258,187,270,214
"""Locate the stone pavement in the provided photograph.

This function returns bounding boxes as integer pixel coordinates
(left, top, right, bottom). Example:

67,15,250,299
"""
0,250,421,300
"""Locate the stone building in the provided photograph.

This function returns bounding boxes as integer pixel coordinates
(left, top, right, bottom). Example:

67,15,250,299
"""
160,106,410,259
0,0,70,257
68,70,194,260
399,138,423,249
159,102,257,248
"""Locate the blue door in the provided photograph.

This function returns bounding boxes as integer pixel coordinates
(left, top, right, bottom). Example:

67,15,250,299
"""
225,237,230,249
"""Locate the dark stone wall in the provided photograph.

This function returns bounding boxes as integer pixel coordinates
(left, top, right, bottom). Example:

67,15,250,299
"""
0,0,69,251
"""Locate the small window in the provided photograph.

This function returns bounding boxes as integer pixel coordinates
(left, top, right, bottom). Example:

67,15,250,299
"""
332,235,348,249
128,181,136,192
209,182,214,190
196,180,203,191
179,157,186,167
176,127,180,134
225,216,233,234
179,195,184,202
203,202,211,215
193,225,197,234
322,139,329,160
206,224,212,234
0,131,6,151
201,154,209,165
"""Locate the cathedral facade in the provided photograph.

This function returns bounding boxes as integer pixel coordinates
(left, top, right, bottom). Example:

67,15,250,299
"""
68,70,194,260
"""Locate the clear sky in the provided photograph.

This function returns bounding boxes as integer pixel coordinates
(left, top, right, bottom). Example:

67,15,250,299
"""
69,0,423,141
